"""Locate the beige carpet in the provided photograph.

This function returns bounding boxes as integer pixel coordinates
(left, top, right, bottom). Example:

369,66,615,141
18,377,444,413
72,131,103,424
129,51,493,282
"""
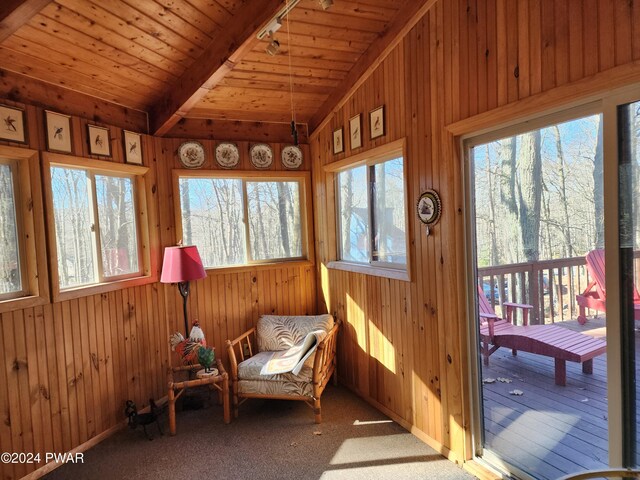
45,385,476,480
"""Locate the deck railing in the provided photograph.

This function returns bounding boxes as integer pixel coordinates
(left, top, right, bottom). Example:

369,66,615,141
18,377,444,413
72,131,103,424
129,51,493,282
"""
478,252,640,325
478,256,592,325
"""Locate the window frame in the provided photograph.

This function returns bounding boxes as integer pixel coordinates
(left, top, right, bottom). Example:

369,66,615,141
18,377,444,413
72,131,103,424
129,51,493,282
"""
0,146,49,313
325,138,411,282
172,169,314,272
43,152,153,302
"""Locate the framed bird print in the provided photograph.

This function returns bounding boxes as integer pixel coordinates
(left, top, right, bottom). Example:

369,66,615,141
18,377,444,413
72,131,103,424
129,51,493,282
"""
333,127,344,155
123,130,143,165
349,113,361,150
369,105,385,140
45,110,72,153
87,124,111,157
0,105,26,144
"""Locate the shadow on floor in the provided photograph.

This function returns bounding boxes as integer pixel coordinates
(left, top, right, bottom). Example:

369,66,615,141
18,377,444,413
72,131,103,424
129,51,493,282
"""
44,385,475,480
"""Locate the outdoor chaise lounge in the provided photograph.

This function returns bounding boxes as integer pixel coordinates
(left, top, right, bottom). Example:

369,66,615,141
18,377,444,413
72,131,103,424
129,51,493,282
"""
478,286,606,386
576,249,640,324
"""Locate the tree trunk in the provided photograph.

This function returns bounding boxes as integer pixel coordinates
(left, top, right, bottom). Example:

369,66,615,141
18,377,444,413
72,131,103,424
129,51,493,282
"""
517,130,543,262
593,117,605,249
553,126,574,257
277,182,291,257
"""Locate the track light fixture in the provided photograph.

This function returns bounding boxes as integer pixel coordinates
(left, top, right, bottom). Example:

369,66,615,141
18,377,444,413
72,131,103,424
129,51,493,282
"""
265,31,281,56
319,0,333,10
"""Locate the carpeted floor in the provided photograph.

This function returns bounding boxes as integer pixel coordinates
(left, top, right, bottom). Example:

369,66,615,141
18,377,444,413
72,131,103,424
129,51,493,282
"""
45,385,476,480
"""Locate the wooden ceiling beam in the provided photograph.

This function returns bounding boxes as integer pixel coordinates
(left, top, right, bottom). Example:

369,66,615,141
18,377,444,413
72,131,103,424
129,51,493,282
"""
149,0,285,136
0,0,52,42
308,0,438,135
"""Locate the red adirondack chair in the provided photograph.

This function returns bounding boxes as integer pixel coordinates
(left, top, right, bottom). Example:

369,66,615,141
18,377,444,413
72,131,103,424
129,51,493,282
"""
478,285,606,386
576,249,640,325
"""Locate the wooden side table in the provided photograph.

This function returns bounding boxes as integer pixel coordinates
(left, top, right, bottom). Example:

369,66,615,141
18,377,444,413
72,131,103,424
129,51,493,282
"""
167,358,231,435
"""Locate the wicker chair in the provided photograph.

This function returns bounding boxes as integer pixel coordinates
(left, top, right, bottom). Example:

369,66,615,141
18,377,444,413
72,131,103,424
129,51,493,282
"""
226,314,340,424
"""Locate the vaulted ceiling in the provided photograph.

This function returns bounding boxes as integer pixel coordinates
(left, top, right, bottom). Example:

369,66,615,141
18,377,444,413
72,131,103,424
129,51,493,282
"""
0,0,431,136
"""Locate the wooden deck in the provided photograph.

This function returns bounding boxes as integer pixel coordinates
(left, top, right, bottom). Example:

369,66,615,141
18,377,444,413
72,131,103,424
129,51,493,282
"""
480,318,639,479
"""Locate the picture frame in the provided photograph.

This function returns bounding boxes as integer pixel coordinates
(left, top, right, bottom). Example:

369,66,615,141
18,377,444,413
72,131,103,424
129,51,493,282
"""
87,124,111,157
45,110,72,153
369,105,385,140
123,130,143,165
349,113,362,150
333,127,344,155
0,105,27,144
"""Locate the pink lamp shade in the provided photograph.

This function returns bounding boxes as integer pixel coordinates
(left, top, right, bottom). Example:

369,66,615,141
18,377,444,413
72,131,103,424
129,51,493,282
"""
160,245,207,283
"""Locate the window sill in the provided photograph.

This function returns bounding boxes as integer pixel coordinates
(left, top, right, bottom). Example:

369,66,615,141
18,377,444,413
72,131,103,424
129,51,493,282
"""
204,259,315,276
0,293,49,314
327,261,410,282
53,274,158,303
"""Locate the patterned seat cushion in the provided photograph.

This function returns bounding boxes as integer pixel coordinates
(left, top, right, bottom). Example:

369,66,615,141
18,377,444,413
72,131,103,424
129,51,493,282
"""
257,314,334,352
238,351,314,383
238,379,313,398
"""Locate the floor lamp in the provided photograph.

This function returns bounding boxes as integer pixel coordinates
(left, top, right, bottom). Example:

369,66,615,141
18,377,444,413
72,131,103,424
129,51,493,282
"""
161,245,206,336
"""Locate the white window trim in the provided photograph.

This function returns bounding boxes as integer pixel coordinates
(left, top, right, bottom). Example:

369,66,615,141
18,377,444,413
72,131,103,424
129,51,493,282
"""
43,152,153,302
172,169,315,272
324,138,411,282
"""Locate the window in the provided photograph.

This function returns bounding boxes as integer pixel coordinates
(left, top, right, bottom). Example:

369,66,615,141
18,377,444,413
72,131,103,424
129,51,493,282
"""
175,172,310,269
0,159,24,298
0,146,49,313
335,146,407,271
44,153,151,300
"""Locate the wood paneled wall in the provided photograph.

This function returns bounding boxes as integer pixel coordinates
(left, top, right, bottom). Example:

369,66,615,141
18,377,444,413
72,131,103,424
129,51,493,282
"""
154,137,317,349
0,98,316,480
311,0,640,463
0,100,168,480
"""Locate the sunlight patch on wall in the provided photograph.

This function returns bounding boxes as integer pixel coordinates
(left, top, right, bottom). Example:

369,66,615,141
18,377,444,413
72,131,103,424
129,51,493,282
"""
346,293,367,352
368,318,396,374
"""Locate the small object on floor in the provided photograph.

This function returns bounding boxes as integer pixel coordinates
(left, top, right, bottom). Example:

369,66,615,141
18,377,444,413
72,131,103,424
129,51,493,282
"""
509,389,524,396
482,378,496,384
581,398,589,403
124,399,164,440
313,431,322,436
497,377,512,383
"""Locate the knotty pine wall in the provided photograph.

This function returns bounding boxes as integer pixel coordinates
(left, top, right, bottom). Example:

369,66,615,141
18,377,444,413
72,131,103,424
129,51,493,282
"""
153,137,317,354
311,0,640,464
0,100,167,480
0,99,316,480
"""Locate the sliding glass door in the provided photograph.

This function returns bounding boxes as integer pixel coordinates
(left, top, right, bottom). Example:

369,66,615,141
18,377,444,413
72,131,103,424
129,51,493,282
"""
465,90,640,478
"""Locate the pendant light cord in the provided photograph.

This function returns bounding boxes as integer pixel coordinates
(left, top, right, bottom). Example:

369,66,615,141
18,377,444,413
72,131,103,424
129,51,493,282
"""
285,2,298,144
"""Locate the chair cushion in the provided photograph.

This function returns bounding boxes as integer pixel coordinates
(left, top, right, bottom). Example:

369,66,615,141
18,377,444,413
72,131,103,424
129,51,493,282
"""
238,351,314,383
238,379,313,398
257,314,334,352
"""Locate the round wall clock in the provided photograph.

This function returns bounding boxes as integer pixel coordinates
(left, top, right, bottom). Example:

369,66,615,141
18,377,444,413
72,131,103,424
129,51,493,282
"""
281,145,303,169
250,143,273,169
215,142,239,169
417,189,442,236
178,141,205,169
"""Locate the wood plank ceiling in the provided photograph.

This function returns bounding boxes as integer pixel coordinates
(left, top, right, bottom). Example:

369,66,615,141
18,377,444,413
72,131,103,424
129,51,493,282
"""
0,0,404,133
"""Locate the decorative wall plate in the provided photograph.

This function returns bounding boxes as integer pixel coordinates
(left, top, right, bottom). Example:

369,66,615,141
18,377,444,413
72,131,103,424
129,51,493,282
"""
250,143,273,169
281,145,303,169
417,189,442,236
215,142,240,168
178,141,205,169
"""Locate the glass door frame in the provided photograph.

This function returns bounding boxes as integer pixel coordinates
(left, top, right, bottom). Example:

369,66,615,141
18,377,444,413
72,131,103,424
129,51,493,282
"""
460,83,640,476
